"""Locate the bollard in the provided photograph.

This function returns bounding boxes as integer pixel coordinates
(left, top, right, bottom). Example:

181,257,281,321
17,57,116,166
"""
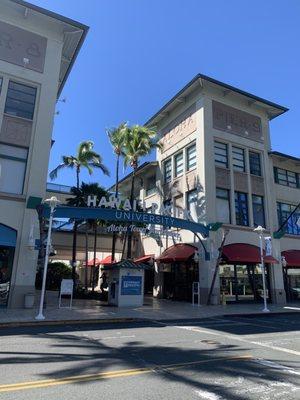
221,292,227,306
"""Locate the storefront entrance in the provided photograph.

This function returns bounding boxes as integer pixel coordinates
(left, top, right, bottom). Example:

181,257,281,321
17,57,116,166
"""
163,262,198,302
283,268,300,302
0,224,16,307
219,264,271,303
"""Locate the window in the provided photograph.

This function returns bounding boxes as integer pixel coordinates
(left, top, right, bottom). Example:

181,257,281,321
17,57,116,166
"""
216,188,230,223
0,77,2,93
186,143,196,171
274,167,299,188
174,152,183,177
4,81,37,120
145,176,156,196
249,151,261,176
163,159,172,183
187,189,197,221
0,144,28,194
252,195,265,227
232,146,245,172
235,191,249,226
277,202,300,235
214,141,228,167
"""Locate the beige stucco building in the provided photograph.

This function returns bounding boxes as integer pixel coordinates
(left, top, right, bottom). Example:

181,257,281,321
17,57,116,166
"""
0,0,88,308
118,74,300,305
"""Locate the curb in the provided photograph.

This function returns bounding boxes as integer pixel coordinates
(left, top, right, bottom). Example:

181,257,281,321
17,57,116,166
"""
222,310,300,318
0,317,140,329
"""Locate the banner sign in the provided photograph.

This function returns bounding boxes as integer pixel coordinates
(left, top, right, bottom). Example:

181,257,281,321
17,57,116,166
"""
60,279,73,295
42,206,209,237
121,276,142,296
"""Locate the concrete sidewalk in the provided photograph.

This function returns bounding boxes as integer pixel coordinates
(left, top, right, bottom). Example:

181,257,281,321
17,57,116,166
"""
0,294,299,327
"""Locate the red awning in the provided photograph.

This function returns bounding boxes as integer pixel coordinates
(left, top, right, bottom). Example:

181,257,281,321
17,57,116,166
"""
156,244,197,263
86,258,102,266
282,250,300,267
222,243,278,264
99,255,115,265
134,254,155,263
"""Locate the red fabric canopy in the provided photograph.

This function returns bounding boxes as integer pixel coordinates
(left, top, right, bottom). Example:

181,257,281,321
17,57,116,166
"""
86,258,102,266
156,244,197,263
134,254,155,263
99,255,115,265
282,250,300,267
222,243,278,264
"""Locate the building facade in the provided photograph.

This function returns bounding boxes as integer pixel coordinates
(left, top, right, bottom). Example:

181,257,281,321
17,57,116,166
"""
118,74,300,305
0,0,88,308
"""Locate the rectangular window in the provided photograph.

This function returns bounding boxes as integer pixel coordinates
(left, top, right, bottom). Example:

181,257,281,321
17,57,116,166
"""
252,195,265,227
163,159,172,183
235,191,249,226
187,189,197,221
249,151,262,176
214,141,228,168
4,81,37,120
277,202,300,235
216,188,230,224
232,146,245,172
0,77,2,93
186,143,196,171
274,167,299,188
0,144,28,194
145,176,156,196
174,152,184,177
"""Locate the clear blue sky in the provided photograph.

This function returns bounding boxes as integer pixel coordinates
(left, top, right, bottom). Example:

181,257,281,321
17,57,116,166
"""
31,0,299,189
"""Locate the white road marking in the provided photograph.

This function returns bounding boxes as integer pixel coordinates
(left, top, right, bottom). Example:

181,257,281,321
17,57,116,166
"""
166,323,300,357
194,389,222,399
284,306,300,311
253,358,300,376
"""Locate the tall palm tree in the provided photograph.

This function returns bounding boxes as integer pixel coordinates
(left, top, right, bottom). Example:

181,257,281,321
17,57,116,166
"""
49,142,109,287
67,183,109,290
123,125,162,258
107,123,127,261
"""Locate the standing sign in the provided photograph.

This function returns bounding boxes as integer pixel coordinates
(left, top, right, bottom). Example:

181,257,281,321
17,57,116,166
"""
121,276,142,296
59,279,73,308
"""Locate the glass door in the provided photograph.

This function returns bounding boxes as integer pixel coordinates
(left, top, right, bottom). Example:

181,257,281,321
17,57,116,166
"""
0,246,15,307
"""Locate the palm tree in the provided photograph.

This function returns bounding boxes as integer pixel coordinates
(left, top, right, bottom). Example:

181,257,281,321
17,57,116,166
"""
49,142,109,287
107,123,128,261
123,125,162,258
67,183,108,290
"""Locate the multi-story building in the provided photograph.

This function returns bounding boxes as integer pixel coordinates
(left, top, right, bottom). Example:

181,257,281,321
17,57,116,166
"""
117,74,300,305
0,0,88,308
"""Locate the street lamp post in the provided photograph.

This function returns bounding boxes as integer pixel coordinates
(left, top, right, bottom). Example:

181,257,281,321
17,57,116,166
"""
35,196,60,321
253,225,270,313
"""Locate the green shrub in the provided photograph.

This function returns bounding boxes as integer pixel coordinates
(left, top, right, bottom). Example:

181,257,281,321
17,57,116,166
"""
35,262,72,290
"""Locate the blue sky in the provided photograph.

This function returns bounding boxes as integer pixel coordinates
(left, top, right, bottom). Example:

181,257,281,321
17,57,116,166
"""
31,0,299,189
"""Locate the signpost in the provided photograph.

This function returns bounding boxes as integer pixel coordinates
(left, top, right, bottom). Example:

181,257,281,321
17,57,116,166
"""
59,279,73,308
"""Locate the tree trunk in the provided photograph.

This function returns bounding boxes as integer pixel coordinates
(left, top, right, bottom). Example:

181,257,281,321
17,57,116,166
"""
92,223,97,292
207,230,229,305
126,167,136,259
85,222,89,291
111,154,119,262
71,221,78,289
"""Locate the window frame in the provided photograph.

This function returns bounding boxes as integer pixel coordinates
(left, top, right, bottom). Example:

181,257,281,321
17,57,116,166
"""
174,151,184,178
186,143,197,171
249,151,262,176
216,187,231,224
252,194,265,227
163,158,172,183
214,141,228,168
232,146,245,172
274,167,299,188
277,202,300,235
234,191,249,226
0,143,28,195
4,80,37,120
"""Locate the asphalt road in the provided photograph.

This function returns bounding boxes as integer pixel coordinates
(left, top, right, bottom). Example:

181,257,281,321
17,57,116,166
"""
0,313,299,400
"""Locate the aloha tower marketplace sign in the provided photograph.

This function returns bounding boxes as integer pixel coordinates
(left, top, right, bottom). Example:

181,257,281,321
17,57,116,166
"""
41,194,209,237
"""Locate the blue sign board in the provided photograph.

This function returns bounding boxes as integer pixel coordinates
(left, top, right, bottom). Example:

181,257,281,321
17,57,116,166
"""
121,276,142,296
41,206,210,237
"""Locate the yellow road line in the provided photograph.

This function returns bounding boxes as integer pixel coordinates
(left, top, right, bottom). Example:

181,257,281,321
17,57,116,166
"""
0,355,252,393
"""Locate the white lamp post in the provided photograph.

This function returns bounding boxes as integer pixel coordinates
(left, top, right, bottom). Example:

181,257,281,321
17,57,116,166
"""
35,196,60,320
253,225,270,312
